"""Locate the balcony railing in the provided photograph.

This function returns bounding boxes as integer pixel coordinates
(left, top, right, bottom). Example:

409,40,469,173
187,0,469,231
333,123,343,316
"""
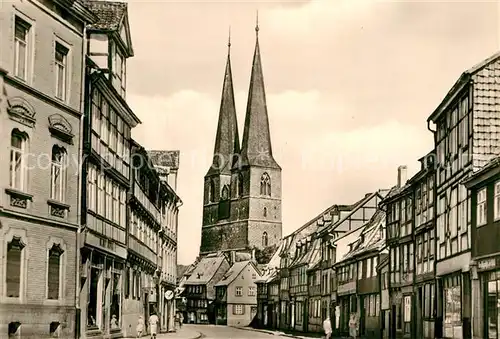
129,235,156,264
134,180,161,225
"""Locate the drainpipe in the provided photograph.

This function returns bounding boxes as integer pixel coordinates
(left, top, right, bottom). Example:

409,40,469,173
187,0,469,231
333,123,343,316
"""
75,24,88,339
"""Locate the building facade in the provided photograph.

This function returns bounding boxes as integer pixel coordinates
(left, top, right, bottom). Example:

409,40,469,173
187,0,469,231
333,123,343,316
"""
214,260,260,327
183,254,230,324
0,0,95,337
200,25,282,257
465,156,500,339
78,2,140,338
121,144,181,337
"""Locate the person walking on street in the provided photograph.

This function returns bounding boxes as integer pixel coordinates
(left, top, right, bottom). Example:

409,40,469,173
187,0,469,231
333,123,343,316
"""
349,313,358,339
323,316,332,339
179,313,184,328
136,316,144,338
149,311,159,339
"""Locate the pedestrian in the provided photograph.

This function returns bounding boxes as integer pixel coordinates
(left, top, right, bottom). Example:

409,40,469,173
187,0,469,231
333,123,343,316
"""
149,311,159,339
349,313,358,339
323,316,332,339
179,312,184,328
136,316,144,338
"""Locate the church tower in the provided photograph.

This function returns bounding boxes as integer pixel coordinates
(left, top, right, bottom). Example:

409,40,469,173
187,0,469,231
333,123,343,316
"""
200,23,282,256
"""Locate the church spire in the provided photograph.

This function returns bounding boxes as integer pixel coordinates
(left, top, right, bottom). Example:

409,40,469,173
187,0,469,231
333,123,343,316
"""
239,16,280,169
208,30,240,176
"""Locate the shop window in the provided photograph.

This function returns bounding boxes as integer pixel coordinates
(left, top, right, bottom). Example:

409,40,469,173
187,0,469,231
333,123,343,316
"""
87,267,100,328
443,275,462,338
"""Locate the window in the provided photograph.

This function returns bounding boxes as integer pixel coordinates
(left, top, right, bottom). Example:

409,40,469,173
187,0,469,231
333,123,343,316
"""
248,286,256,296
260,172,271,196
238,173,244,197
14,17,30,80
47,244,63,300
87,165,97,211
113,50,126,97
10,130,28,191
262,232,268,247
208,180,215,203
233,304,244,315
235,286,242,296
55,43,68,100
495,182,500,220
51,146,66,202
263,207,267,217
477,188,487,226
6,237,24,298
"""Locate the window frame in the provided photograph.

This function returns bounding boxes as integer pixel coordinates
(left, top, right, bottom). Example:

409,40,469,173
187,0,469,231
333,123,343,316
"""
14,15,31,81
46,243,64,300
54,41,69,101
10,130,28,192
51,146,67,202
477,187,487,226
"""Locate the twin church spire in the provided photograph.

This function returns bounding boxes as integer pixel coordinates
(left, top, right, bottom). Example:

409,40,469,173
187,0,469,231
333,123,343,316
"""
208,17,280,177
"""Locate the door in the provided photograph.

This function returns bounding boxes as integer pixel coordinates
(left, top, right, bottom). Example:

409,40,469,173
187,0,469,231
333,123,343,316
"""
391,305,397,339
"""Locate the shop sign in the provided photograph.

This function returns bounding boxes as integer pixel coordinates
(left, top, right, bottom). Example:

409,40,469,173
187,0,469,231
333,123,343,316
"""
478,258,497,271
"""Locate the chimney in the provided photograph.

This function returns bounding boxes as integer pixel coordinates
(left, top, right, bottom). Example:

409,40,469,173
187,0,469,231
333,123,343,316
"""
397,165,408,187
251,249,256,261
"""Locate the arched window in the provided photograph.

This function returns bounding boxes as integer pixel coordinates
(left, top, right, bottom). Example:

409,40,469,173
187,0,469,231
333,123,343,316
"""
237,173,244,197
221,185,230,201
260,172,271,196
51,146,67,202
262,232,268,247
208,179,215,203
10,130,28,191
263,207,267,217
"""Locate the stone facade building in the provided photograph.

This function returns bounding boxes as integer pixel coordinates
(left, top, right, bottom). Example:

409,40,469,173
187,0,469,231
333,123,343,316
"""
0,0,95,338
200,25,282,257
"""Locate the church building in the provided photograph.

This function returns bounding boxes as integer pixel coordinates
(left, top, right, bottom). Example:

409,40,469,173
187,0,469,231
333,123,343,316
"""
200,23,282,258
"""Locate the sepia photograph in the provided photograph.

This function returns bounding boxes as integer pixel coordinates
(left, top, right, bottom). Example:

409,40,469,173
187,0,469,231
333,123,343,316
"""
0,0,499,338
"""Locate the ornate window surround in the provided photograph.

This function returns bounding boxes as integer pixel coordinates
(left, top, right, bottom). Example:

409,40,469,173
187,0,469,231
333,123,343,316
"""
45,237,66,304
48,113,74,144
1,228,28,303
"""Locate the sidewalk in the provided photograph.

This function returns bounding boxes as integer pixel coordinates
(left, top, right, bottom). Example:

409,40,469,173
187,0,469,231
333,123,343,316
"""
124,326,202,339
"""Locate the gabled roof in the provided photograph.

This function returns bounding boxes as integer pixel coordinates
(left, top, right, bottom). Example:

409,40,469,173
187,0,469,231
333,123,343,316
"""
428,51,500,122
215,260,258,287
84,0,134,56
339,209,386,263
185,254,227,285
322,190,386,235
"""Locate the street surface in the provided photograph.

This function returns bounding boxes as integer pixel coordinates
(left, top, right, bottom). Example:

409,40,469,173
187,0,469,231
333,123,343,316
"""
186,324,288,339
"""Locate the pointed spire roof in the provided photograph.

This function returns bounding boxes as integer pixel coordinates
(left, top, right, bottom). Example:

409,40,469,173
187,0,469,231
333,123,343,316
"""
207,31,240,176
238,17,280,170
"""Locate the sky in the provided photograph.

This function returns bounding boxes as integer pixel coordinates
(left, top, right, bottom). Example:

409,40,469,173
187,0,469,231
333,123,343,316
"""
125,0,500,265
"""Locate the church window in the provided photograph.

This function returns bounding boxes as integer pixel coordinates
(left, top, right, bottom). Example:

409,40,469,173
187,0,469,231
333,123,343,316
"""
221,185,229,201
260,173,271,196
208,179,215,203
262,232,268,247
263,207,267,217
237,173,244,197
